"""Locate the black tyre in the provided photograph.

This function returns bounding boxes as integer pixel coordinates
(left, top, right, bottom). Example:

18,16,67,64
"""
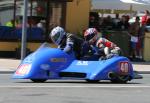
110,75,130,83
31,79,47,83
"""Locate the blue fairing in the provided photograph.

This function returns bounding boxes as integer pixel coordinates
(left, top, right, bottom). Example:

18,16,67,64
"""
13,43,75,79
13,43,134,81
62,56,134,80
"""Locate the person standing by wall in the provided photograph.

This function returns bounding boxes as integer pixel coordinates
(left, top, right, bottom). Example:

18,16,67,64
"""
141,10,150,26
129,16,141,60
137,24,145,60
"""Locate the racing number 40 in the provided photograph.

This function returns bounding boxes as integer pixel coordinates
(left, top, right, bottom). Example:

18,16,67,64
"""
119,62,129,74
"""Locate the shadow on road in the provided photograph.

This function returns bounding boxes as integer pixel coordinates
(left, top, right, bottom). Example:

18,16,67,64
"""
13,80,141,84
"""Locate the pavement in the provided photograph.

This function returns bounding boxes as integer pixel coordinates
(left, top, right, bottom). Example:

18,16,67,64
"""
0,58,150,74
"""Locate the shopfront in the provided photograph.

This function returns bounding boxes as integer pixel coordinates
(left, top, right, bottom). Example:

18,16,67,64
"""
0,0,90,58
13,0,90,36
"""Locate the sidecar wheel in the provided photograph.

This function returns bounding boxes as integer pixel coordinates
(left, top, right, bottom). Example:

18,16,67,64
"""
31,79,47,83
86,79,100,83
111,79,127,83
110,75,130,83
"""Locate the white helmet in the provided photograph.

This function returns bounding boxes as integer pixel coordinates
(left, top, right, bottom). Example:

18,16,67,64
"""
50,26,66,45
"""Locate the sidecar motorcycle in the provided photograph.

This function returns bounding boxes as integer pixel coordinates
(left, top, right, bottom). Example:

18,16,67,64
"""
12,43,142,83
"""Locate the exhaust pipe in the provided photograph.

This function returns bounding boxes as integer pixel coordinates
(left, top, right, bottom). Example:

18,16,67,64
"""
108,72,117,79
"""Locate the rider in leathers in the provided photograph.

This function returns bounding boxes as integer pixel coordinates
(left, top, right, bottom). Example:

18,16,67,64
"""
50,26,83,59
82,28,121,59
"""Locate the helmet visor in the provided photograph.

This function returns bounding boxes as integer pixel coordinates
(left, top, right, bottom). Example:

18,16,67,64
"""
85,33,96,41
51,32,61,45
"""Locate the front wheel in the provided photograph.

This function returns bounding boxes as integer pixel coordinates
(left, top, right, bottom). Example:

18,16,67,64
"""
31,79,47,83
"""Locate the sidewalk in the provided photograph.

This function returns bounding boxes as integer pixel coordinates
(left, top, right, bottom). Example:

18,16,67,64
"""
0,58,20,73
0,58,150,74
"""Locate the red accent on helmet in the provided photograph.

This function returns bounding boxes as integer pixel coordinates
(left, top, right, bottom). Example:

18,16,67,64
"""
84,28,98,41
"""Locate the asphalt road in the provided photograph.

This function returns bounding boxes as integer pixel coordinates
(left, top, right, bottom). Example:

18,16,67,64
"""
0,74,150,103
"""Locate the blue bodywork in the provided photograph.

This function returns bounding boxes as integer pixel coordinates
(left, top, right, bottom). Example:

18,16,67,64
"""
13,43,136,83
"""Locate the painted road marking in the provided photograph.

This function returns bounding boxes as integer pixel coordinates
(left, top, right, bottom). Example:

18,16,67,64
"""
0,85,150,88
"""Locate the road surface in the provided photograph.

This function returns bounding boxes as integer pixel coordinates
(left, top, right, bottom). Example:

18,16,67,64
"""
0,74,150,103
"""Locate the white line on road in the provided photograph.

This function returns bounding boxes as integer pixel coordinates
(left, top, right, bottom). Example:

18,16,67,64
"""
0,85,150,88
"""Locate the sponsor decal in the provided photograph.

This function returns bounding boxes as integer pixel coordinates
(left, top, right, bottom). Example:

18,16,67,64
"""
76,61,88,65
40,64,50,70
50,58,67,62
119,62,130,75
16,64,31,75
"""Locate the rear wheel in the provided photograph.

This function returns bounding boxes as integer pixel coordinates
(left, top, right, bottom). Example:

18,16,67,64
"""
110,75,131,83
31,79,47,83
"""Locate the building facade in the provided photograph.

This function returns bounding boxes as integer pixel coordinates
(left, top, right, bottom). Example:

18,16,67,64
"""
0,0,91,58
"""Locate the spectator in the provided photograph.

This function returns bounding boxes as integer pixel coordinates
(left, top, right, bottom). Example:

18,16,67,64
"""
117,15,130,30
129,16,141,60
113,13,120,29
28,18,37,27
136,23,146,60
141,10,150,26
37,20,46,32
5,19,14,27
15,18,23,28
124,15,130,30
146,15,150,26
89,16,100,31
101,15,113,30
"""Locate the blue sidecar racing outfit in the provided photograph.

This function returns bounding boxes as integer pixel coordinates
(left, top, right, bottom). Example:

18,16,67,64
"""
12,43,142,83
